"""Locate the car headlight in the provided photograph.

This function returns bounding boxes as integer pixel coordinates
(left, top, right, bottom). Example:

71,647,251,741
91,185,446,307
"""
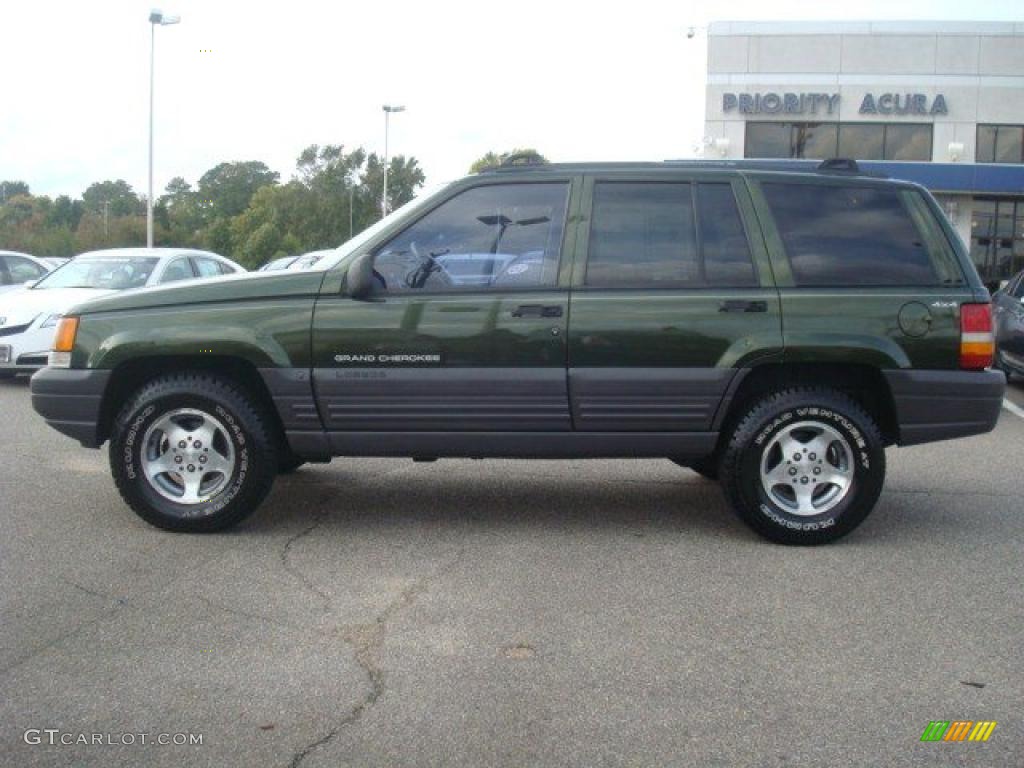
40,314,62,328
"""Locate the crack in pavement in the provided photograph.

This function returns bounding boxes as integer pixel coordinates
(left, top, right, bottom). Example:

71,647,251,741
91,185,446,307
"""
0,605,124,677
288,546,466,768
280,511,334,610
278,467,417,611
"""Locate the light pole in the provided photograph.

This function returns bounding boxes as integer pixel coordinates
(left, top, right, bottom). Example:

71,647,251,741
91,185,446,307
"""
148,9,181,248
381,104,405,216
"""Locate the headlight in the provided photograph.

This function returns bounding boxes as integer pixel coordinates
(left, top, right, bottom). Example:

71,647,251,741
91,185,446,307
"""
48,316,79,369
40,314,62,328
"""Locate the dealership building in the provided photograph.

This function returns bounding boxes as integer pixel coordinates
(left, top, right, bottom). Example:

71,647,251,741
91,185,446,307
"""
703,20,1024,287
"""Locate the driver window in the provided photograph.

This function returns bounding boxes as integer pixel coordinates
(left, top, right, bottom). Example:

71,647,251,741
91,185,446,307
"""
373,182,569,292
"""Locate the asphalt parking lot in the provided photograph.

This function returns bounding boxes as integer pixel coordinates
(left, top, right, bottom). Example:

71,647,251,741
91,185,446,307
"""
1,375,1021,767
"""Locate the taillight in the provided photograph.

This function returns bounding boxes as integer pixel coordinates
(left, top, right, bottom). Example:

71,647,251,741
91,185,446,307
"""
959,303,994,370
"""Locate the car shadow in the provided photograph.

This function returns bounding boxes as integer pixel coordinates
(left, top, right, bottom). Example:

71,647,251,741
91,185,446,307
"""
242,462,753,541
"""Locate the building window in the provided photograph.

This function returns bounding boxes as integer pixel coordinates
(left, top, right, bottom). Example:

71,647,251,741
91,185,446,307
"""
971,198,1024,288
746,122,932,161
745,122,837,159
977,125,1024,164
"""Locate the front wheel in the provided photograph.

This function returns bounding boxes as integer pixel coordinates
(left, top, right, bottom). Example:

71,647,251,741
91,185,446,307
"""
109,372,278,532
720,388,885,545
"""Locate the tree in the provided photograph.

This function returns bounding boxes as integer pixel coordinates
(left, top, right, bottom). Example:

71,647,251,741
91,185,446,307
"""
156,176,205,245
48,195,84,231
361,153,425,220
82,180,143,217
469,149,548,173
0,180,30,202
197,161,279,220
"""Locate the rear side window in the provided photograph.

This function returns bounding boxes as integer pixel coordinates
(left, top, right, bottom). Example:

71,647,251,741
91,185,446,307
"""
762,182,940,287
4,256,47,283
587,183,697,287
192,257,223,278
586,182,757,288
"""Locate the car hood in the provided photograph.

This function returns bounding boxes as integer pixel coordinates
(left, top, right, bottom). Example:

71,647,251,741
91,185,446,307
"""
67,269,329,316
0,287,116,326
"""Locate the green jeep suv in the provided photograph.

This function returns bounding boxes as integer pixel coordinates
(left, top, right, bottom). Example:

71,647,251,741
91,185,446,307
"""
30,159,1005,544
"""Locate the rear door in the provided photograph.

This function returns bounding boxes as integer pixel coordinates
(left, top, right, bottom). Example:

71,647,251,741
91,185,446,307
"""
567,172,782,432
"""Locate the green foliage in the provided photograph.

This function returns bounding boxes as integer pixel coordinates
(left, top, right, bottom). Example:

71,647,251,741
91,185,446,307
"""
469,149,548,173
82,179,143,217
0,180,30,200
0,142,425,267
198,161,279,219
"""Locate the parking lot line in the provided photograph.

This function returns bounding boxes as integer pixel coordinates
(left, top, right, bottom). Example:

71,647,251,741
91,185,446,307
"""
1002,398,1024,420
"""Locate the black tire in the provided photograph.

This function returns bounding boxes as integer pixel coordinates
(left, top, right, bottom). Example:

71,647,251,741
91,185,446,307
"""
720,388,885,545
109,372,278,532
668,456,719,481
277,453,307,474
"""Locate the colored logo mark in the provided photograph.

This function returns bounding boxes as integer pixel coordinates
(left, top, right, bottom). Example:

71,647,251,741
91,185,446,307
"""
920,721,996,742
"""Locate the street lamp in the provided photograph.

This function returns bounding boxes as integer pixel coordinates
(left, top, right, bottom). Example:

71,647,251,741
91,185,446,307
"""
147,8,181,248
381,104,405,216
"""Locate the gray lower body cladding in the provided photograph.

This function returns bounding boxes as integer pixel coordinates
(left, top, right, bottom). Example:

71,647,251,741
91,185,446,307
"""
884,368,1005,446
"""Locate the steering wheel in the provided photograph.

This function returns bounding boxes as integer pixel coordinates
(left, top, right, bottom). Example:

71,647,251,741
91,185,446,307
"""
404,242,454,289
493,253,543,284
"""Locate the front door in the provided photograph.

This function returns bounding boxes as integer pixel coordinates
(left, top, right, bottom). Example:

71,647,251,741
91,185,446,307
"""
312,178,578,444
567,174,782,432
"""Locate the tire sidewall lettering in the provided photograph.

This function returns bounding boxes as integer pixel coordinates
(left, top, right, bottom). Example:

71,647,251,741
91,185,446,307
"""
749,404,870,530
122,398,252,517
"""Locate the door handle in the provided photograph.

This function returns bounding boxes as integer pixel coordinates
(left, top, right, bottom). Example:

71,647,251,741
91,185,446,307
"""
511,304,563,318
719,300,767,313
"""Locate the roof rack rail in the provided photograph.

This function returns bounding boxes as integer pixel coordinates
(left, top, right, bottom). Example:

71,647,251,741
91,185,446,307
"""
817,158,861,174
500,151,546,167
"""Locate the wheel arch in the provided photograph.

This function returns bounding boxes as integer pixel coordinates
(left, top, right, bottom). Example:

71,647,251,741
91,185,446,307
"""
714,362,900,451
97,355,287,449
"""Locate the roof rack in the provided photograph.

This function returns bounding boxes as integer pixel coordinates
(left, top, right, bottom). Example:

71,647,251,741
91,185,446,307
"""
817,158,861,174
500,151,546,167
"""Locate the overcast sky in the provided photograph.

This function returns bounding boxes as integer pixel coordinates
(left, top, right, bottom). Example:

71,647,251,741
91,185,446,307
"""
2,0,1021,199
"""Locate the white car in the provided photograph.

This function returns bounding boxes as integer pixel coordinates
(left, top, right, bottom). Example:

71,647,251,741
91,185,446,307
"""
0,251,52,295
0,247,244,377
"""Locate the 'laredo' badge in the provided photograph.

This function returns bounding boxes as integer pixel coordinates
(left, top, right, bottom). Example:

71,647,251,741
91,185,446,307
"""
334,353,442,364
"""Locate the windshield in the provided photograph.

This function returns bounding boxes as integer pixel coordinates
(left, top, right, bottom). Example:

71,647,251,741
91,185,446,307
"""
33,257,160,290
316,182,455,271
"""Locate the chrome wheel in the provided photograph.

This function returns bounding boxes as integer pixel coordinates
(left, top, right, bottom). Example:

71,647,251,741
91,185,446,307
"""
141,408,236,506
759,420,854,517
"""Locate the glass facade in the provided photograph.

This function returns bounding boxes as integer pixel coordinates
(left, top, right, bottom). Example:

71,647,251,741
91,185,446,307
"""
976,125,1024,164
746,122,933,161
970,198,1024,288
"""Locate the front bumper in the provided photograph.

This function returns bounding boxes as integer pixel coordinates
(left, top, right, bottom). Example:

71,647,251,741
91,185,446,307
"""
30,368,111,448
884,369,1006,446
0,324,53,371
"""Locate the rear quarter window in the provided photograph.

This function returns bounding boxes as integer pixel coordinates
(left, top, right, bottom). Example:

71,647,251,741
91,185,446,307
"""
762,182,945,287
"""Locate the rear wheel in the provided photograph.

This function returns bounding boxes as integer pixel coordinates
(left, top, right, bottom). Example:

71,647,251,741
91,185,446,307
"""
720,388,885,545
109,372,278,532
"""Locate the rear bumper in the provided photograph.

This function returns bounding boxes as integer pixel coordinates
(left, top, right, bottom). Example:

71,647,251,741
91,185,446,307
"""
30,368,111,448
884,369,1005,446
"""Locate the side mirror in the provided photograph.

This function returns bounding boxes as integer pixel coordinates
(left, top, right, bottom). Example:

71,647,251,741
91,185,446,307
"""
346,252,375,300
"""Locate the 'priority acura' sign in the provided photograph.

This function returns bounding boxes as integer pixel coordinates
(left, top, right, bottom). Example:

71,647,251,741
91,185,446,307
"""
722,92,948,116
